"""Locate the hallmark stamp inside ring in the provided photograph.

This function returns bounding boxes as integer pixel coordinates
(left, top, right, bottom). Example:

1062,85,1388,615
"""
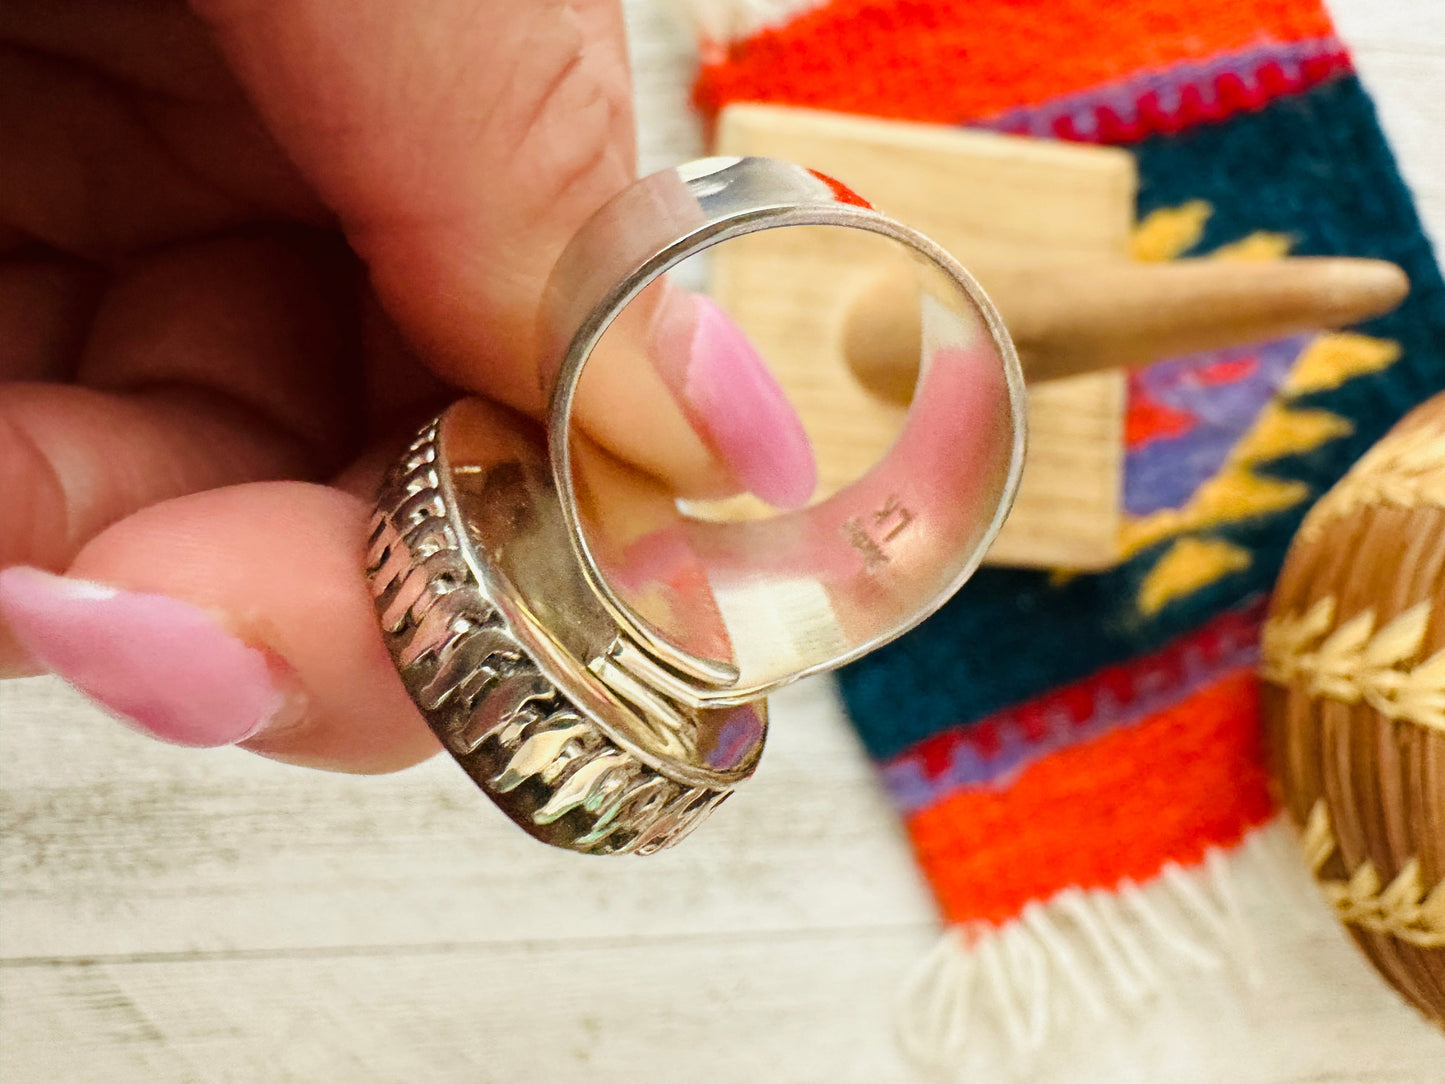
366,157,1027,854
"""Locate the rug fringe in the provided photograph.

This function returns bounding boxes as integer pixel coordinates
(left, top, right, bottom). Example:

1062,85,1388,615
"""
895,816,1325,1073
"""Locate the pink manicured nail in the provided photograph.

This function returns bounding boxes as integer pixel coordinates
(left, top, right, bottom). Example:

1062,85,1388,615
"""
648,283,817,509
0,567,296,748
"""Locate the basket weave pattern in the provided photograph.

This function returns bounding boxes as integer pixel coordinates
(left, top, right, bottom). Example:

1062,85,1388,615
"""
1263,395,1445,1024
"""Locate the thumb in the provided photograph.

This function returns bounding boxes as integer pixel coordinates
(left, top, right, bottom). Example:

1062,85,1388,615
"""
190,0,812,503
0,482,437,773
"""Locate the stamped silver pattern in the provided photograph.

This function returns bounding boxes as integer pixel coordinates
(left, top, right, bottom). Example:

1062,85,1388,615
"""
365,421,730,855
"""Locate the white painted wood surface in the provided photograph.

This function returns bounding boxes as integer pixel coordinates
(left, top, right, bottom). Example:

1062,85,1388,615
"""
3,2,1444,1080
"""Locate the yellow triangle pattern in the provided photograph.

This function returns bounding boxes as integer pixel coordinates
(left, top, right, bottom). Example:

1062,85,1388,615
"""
1232,401,1355,465
1210,231,1294,261
1121,470,1310,558
1284,332,1402,395
1138,538,1253,616
1128,203,1293,264
1131,200,1212,262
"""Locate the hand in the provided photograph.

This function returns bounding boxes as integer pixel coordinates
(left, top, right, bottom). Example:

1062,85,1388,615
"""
0,1,813,772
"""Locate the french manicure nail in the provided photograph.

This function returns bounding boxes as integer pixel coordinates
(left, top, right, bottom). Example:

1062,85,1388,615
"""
648,282,817,509
0,567,297,748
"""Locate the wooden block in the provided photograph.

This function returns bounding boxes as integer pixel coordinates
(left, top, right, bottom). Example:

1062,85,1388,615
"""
710,104,1134,569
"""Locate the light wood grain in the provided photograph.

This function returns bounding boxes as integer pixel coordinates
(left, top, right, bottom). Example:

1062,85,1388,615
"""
710,104,1132,570
2,918,1442,1084
0,679,933,963
4,1,1445,1081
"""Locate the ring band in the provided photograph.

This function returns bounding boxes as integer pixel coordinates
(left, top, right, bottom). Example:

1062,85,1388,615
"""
367,157,1026,854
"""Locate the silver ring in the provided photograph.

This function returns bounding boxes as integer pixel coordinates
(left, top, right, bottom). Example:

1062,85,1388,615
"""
366,157,1027,854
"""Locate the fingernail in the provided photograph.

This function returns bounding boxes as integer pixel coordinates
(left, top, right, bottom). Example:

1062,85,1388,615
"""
0,567,298,748
648,283,817,509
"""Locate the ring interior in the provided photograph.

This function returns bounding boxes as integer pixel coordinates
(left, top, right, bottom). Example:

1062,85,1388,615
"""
565,224,1024,699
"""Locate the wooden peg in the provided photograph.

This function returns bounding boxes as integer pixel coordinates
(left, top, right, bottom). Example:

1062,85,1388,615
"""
845,257,1410,401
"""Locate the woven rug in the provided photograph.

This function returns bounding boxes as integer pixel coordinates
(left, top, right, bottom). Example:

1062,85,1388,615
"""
682,0,1445,1072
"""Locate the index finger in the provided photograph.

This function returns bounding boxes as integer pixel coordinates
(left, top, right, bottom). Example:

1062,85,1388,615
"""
190,0,789,500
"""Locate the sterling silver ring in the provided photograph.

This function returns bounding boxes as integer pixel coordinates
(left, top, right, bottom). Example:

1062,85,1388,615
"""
365,157,1027,854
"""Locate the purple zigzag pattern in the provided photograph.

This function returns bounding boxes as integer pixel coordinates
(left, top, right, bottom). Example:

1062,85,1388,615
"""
980,36,1350,143
1125,335,1310,516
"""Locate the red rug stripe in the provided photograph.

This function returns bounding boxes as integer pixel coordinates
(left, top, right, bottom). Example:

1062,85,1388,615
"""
906,669,1275,926
696,0,1334,125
